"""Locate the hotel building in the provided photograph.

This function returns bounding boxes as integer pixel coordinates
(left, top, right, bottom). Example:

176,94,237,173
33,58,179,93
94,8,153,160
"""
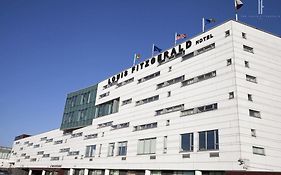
9,20,281,175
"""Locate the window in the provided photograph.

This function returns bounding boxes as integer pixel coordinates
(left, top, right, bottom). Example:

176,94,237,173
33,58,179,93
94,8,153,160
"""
227,59,232,66
251,129,256,137
95,98,120,118
54,140,63,145
108,143,115,157
182,71,216,87
248,94,253,101
71,132,83,138
40,137,47,141
24,141,29,145
97,121,113,128
225,30,230,37
157,75,184,89
253,146,265,155
111,122,130,130
137,138,156,155
136,95,159,106
134,122,157,131
33,144,40,148
122,98,132,106
243,45,254,53
159,51,185,65
245,61,249,68
42,154,50,158
50,157,59,161
85,145,96,157
116,78,134,88
163,136,167,154
28,143,33,147
229,92,234,99
138,71,160,84
37,151,44,155
84,134,98,140
15,141,20,145
98,144,102,157
99,92,110,99
60,148,70,153
246,74,257,83
155,104,184,116
117,141,128,156
166,120,170,126
194,43,215,56
182,52,194,61
242,32,247,39
199,130,219,151
30,158,36,162
103,81,117,90
249,109,261,118
68,151,79,156
21,153,26,157
180,133,194,152
167,91,171,97
181,103,217,117
45,138,53,143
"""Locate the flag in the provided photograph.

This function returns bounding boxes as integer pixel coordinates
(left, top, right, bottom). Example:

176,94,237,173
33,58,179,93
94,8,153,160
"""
205,18,216,24
134,53,141,60
176,33,187,40
153,45,162,53
235,0,243,10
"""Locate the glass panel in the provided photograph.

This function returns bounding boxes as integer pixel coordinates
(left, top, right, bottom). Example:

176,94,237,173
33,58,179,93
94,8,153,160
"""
207,131,215,150
199,132,206,150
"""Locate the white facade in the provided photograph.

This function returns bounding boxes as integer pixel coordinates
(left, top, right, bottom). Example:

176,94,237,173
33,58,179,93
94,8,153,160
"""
9,20,281,174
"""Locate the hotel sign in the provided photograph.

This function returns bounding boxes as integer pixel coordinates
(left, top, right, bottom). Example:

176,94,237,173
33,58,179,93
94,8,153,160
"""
107,34,213,85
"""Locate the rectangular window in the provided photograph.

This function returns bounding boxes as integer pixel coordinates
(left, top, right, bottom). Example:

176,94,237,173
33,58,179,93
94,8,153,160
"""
71,132,83,138
242,32,247,39
246,74,257,83
99,92,110,99
249,109,261,118
111,122,130,130
103,81,117,90
156,75,185,89
245,61,249,68
225,30,230,37
136,95,159,106
33,144,40,148
97,121,113,128
182,71,216,87
137,138,156,155
243,45,254,53
181,103,217,117
251,129,256,137
37,151,44,155
50,157,59,161
122,98,132,106
253,146,265,155
54,140,63,145
134,122,157,131
199,129,219,151
59,148,70,153
116,78,134,88
108,143,115,157
30,158,36,162
117,141,128,156
45,138,53,143
85,145,96,157
68,151,79,156
84,133,98,140
227,59,232,66
229,92,234,99
40,137,47,141
95,98,120,118
138,71,160,84
181,133,194,152
248,94,253,101
42,154,50,158
155,104,184,116
162,136,167,154
182,52,194,61
194,43,215,56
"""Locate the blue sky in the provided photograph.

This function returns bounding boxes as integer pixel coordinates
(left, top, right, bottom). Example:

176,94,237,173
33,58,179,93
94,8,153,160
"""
0,0,280,147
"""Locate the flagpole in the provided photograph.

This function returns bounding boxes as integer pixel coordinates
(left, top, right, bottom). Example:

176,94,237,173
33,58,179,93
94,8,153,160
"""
202,17,205,32
174,32,177,47
133,53,136,66
151,44,154,57
234,0,238,21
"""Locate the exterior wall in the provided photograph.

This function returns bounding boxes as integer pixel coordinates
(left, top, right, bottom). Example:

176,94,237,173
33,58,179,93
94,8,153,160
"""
9,20,281,173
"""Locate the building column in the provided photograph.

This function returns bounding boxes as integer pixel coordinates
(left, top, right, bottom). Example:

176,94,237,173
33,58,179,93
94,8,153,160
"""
42,170,46,175
28,170,32,175
145,170,151,175
84,169,89,175
69,168,74,175
195,170,202,175
104,169,110,175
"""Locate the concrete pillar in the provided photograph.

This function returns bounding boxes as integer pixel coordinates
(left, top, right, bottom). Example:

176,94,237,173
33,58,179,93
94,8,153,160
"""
195,170,202,175
145,170,151,175
28,170,32,175
84,169,89,175
104,169,110,175
69,168,74,175
42,170,46,175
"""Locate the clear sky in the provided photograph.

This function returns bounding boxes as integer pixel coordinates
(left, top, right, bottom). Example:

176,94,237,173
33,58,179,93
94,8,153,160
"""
0,0,280,147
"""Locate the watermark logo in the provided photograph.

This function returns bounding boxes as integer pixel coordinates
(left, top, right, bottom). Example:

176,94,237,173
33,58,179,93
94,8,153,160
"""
258,0,264,15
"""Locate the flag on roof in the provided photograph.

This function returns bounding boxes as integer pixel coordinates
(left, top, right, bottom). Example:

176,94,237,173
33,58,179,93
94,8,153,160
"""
176,33,187,40
205,18,216,24
153,45,162,53
235,0,243,10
